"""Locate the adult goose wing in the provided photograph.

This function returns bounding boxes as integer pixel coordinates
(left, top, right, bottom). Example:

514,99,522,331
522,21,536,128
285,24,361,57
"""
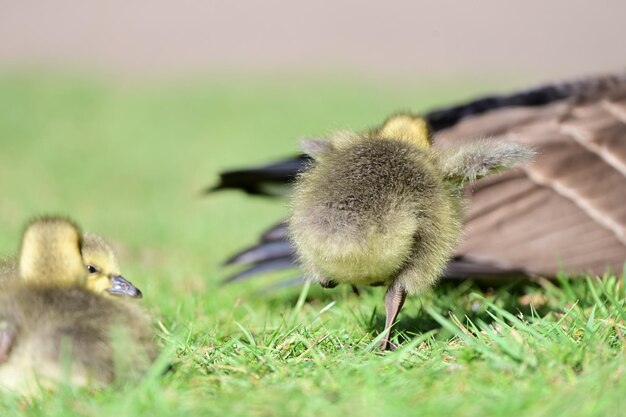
436,85,626,278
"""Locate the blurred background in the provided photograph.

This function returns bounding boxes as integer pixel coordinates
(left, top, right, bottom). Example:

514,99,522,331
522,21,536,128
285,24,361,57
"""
0,0,624,301
1,0,624,79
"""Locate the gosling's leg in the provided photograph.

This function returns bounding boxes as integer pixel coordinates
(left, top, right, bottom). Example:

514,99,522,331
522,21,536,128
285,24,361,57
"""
380,281,407,351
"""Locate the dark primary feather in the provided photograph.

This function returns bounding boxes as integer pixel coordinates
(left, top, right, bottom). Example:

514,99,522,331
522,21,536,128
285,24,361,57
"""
221,257,297,284
208,155,311,196
223,240,294,266
218,72,626,285
260,222,290,242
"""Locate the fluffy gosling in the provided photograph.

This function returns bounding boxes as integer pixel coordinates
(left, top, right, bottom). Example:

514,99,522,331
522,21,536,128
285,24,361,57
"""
0,217,155,395
290,114,534,350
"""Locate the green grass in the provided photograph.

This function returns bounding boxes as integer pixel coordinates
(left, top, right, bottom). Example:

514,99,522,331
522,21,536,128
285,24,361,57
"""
0,73,625,416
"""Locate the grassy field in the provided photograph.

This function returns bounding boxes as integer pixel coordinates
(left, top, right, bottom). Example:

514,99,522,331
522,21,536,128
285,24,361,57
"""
0,73,624,416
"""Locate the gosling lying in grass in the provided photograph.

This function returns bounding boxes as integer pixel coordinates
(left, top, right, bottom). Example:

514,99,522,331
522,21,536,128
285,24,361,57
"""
290,114,534,350
0,217,156,395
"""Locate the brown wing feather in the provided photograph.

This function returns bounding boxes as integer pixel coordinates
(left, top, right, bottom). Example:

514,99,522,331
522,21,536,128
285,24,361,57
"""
605,97,626,124
437,90,626,277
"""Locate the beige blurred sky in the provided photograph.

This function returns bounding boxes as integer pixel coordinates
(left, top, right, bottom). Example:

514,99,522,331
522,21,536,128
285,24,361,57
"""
0,0,624,80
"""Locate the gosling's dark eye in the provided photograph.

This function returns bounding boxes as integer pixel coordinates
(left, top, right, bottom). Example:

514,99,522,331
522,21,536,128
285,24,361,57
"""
87,265,98,274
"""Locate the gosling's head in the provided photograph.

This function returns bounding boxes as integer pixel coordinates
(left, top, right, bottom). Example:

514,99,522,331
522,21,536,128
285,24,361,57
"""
18,217,86,286
81,233,143,299
299,112,433,160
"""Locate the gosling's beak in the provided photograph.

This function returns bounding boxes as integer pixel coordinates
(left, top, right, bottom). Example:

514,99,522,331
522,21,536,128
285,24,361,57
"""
107,275,143,298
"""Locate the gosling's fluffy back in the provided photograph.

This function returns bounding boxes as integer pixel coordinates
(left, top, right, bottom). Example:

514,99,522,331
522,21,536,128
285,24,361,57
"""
290,133,462,288
0,255,17,285
0,285,155,392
